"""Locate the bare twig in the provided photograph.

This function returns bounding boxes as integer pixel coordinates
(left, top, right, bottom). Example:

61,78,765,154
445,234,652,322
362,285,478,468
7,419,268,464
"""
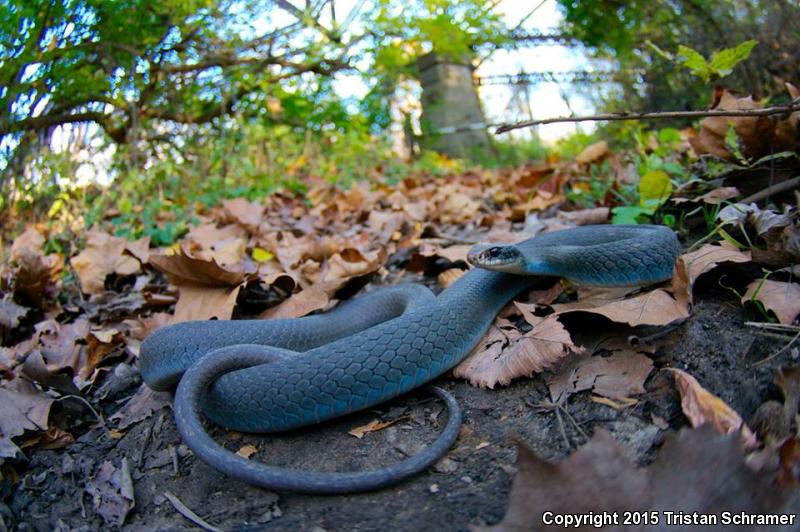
739,176,800,204
164,491,222,532
750,329,800,368
494,101,800,134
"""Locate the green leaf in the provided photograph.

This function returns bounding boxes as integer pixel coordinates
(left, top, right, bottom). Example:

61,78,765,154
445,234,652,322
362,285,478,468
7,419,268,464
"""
612,206,652,225
638,170,672,208
708,40,757,78
677,45,711,82
251,247,274,262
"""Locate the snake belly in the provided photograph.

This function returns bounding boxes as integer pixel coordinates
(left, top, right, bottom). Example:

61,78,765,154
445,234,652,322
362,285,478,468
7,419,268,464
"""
140,224,679,433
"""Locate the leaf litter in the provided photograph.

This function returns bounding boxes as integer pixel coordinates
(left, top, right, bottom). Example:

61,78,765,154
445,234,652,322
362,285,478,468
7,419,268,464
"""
1,134,799,529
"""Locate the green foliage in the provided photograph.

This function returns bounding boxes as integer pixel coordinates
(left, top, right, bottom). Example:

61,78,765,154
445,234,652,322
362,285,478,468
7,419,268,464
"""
24,118,457,246
676,40,758,83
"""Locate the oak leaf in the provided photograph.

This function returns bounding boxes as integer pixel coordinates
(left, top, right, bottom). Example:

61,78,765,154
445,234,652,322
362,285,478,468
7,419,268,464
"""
742,279,800,325
70,231,148,295
454,315,579,388
668,368,758,449
672,241,751,306
485,425,796,531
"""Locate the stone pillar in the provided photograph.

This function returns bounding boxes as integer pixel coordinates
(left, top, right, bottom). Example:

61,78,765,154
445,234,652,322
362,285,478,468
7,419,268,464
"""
417,52,491,159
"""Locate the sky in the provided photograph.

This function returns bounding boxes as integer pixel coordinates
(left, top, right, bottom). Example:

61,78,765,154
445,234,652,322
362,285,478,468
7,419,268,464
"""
326,0,595,143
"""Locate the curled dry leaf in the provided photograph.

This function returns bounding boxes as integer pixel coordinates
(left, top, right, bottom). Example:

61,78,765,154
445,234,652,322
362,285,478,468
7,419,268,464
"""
485,425,797,532
348,416,409,439
742,279,800,324
260,247,385,320
149,247,249,322
574,140,608,165
668,368,758,449
0,298,28,329
236,444,258,459
673,186,741,205
221,197,264,233
454,315,580,388
556,207,610,225
70,231,149,295
86,459,135,527
109,383,171,430
553,288,689,327
407,244,471,273
689,90,774,160
547,350,653,404
672,241,752,306
8,226,63,308
0,380,54,459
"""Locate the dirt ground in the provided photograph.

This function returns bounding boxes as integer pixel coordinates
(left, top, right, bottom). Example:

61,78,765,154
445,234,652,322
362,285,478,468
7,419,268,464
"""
4,263,796,531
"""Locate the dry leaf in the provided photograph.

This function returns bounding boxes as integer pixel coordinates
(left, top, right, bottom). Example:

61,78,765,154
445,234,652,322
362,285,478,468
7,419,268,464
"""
8,227,63,307
0,381,54,459
348,417,409,439
221,198,263,232
547,351,653,404
0,298,28,329
236,444,258,459
454,315,580,388
554,289,688,327
485,425,797,531
672,241,751,306
556,207,610,225
71,231,148,295
148,247,247,287
86,459,135,526
742,280,800,324
575,140,608,164
407,244,471,273
437,268,464,288
668,368,758,449
690,90,774,160
109,384,171,430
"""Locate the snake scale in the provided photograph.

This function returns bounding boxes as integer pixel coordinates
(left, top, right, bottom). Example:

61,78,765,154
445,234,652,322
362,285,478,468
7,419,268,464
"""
140,224,681,493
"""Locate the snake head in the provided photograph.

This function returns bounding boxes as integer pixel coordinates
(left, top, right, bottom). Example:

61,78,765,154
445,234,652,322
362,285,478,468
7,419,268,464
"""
467,243,526,273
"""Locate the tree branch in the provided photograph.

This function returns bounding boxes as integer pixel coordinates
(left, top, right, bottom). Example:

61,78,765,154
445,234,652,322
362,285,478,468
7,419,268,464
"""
494,101,800,134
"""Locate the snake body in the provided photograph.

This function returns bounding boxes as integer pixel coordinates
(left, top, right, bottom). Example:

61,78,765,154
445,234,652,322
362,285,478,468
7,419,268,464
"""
140,224,680,493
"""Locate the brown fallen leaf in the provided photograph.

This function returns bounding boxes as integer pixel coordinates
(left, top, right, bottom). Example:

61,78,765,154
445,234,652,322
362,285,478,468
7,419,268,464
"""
485,425,797,531
0,297,28,329
236,444,258,459
0,381,54,459
668,368,758,449
148,247,248,287
437,268,464,288
18,318,92,389
86,459,135,526
149,247,249,321
260,247,384,320
672,186,741,205
454,315,580,388
556,207,610,225
690,89,774,160
547,350,653,404
7,227,63,308
221,198,263,232
672,241,752,306
349,416,410,439
407,244,472,273
109,383,172,430
553,288,689,327
742,279,800,325
575,140,608,165
70,230,148,295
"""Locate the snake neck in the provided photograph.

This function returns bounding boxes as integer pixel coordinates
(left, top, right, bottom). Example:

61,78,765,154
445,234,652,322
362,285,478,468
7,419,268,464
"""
436,268,538,311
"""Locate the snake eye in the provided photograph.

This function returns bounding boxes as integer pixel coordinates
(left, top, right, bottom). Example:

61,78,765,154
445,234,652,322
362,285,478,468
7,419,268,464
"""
487,247,501,258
